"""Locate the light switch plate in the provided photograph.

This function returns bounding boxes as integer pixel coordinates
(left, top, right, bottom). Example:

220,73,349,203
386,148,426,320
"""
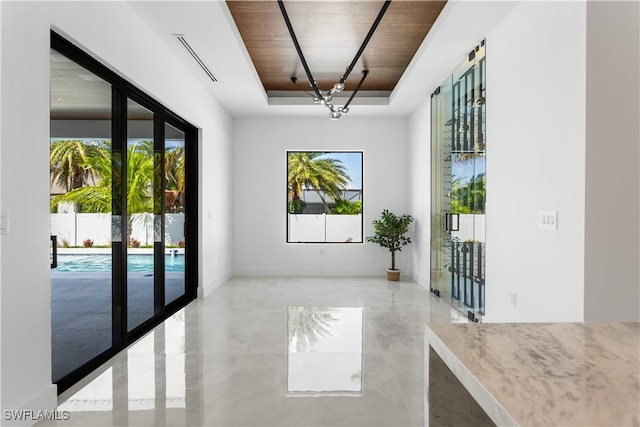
0,211,8,235
539,211,557,230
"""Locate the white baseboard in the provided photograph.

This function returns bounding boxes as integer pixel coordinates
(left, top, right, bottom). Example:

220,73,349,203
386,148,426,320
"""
198,270,232,298
231,267,386,277
410,270,431,291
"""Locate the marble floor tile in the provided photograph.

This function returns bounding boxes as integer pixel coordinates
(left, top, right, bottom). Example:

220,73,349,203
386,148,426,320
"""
40,276,461,427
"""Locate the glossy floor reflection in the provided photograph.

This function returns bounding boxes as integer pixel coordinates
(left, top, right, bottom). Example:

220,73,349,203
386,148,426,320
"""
41,276,464,427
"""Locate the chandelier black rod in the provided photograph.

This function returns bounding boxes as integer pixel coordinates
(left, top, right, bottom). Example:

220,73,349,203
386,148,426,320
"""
343,70,369,110
277,0,323,99
339,0,391,84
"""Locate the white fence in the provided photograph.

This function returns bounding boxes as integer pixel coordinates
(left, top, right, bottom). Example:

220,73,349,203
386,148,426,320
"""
51,213,185,246
288,214,362,243
451,214,486,242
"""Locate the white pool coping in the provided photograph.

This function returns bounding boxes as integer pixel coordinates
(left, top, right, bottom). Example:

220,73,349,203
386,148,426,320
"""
57,248,185,255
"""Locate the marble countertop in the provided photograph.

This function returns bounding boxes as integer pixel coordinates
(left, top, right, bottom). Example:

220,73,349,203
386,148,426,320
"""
426,322,640,426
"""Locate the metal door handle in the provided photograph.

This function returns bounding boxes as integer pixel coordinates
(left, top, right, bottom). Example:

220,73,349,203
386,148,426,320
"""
50,235,58,269
444,213,460,232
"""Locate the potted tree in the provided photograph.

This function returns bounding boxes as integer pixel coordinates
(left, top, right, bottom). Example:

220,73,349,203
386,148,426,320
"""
366,209,414,281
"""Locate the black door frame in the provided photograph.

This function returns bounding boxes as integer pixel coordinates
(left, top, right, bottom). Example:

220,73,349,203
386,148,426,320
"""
51,31,198,394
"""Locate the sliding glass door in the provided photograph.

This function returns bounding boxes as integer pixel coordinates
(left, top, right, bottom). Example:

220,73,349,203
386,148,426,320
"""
431,42,486,321
50,32,197,393
50,49,114,381
164,123,186,306
126,99,156,331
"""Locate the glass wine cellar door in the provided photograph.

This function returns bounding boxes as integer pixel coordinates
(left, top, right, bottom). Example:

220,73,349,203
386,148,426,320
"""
431,41,486,321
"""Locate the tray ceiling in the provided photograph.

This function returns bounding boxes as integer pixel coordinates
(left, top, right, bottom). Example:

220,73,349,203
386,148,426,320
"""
227,1,447,98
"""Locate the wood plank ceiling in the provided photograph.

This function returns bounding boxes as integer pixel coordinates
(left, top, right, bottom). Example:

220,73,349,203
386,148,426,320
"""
227,1,447,97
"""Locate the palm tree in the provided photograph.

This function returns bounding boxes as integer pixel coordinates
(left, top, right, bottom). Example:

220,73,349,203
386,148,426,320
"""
164,145,185,212
51,140,155,215
451,174,485,214
51,140,156,245
126,141,154,214
288,152,351,214
50,139,105,192
50,140,111,213
165,145,185,193
288,307,336,352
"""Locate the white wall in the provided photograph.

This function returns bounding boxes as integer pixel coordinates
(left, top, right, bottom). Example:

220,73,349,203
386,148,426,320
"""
1,2,57,421
199,120,234,297
484,1,588,322
408,100,431,288
0,1,232,422
407,1,632,323
584,1,640,321
232,117,410,276
480,1,639,323
0,0,4,415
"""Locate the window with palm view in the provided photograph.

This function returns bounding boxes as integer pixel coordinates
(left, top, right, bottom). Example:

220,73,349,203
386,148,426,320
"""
287,151,363,243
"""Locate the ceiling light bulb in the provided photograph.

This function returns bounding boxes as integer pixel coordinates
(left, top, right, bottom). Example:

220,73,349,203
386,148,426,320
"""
334,83,345,92
329,111,341,120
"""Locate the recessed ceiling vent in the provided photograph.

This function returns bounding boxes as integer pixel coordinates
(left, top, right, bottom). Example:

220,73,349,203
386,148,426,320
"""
173,34,217,83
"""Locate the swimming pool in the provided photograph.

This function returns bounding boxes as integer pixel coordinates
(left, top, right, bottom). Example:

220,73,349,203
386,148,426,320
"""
54,254,185,272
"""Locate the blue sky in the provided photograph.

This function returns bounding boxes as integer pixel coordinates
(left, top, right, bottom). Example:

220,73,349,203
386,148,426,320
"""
452,155,485,184
317,152,362,189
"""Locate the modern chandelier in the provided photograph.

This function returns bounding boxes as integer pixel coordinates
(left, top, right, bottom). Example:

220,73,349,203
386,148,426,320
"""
277,0,391,120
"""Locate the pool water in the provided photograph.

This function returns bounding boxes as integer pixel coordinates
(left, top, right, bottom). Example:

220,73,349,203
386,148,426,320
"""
54,254,185,272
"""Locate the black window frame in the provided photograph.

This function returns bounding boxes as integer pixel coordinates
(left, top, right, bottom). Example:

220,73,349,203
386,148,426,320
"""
51,31,199,394
286,150,364,244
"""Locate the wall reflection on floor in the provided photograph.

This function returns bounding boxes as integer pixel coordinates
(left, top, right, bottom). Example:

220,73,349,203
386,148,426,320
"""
57,308,203,427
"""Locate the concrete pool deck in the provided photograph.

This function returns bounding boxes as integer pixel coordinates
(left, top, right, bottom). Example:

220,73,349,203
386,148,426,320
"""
51,271,186,382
